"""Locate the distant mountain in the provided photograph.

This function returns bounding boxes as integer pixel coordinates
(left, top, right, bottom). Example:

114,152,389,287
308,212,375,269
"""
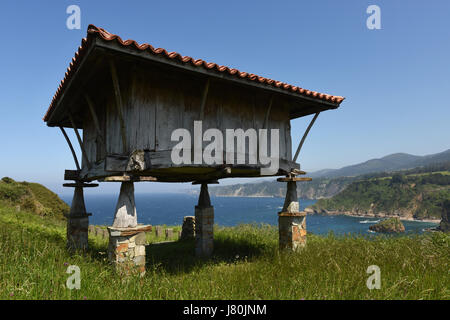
210,177,352,199
210,149,450,199
309,149,450,178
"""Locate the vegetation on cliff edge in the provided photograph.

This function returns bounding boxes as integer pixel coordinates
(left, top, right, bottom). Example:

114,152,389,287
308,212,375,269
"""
311,172,450,220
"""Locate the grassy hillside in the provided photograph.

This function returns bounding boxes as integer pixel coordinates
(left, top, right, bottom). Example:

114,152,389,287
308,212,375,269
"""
0,177,68,219
0,200,449,299
311,171,450,220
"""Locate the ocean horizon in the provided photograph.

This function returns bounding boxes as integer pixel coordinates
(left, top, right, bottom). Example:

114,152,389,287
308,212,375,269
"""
60,193,439,236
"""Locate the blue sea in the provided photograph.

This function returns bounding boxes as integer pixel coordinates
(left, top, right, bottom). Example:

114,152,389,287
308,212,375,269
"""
60,193,439,236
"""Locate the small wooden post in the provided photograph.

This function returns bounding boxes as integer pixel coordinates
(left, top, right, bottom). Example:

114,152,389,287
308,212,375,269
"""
59,127,81,171
199,78,210,121
68,113,92,170
155,225,163,237
194,183,215,257
165,228,173,240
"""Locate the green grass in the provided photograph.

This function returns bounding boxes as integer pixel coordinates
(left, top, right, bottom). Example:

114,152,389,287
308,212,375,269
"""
0,204,449,300
0,177,69,219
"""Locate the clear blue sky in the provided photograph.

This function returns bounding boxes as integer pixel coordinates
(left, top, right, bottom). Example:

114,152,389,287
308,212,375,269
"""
0,0,449,195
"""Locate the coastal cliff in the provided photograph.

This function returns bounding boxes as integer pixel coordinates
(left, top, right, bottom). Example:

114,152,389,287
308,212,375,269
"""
309,172,449,221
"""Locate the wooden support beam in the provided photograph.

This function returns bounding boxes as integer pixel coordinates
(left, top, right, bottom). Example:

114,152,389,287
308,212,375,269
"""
68,113,92,169
291,169,307,176
293,112,320,163
84,94,105,147
191,166,231,184
64,169,81,181
262,95,274,129
192,179,219,185
277,177,312,182
199,78,210,121
257,95,274,166
59,126,81,171
100,175,157,182
109,59,128,153
63,182,99,188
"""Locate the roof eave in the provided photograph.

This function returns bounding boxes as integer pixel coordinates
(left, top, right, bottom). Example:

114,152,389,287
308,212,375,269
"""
44,38,98,126
94,38,343,115
44,28,344,125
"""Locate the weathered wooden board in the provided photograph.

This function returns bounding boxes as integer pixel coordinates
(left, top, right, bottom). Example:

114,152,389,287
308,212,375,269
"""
106,92,124,155
155,79,184,151
83,111,97,166
125,70,156,151
77,59,295,181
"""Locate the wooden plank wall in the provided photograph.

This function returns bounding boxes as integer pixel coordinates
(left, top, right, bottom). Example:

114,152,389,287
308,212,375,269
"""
82,111,97,166
82,62,292,171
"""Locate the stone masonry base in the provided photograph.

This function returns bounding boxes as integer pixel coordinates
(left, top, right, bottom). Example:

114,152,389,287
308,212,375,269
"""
67,214,91,251
195,206,214,257
278,212,307,251
107,225,151,276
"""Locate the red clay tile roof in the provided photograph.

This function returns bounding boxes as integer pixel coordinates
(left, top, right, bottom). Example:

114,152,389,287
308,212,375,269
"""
44,24,344,122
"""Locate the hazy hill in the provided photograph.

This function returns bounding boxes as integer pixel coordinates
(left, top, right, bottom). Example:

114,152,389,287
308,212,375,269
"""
309,149,450,178
210,150,450,199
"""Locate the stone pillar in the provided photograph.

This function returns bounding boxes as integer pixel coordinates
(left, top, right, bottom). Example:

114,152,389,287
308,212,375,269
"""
180,216,195,240
108,181,150,276
195,184,214,257
278,181,307,250
112,181,137,228
66,186,91,251
107,225,151,276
